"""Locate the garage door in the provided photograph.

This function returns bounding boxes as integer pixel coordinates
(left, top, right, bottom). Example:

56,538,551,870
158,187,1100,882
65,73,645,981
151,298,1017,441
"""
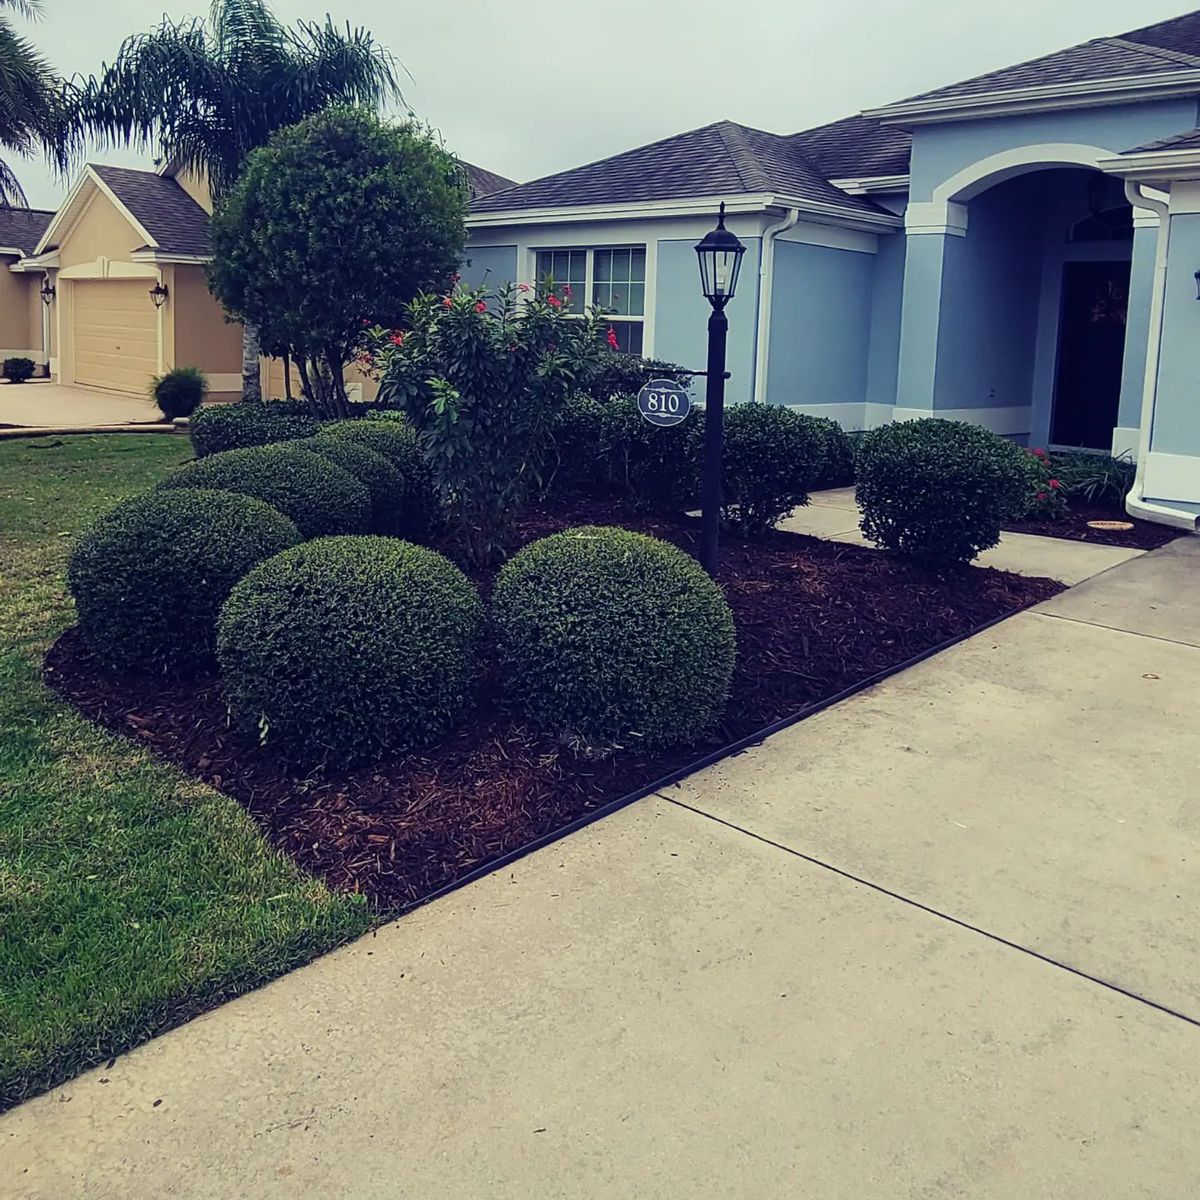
72,280,158,394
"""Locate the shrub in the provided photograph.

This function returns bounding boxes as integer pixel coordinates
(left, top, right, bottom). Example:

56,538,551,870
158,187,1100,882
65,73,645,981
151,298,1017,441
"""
189,400,319,458
301,437,404,536
1053,450,1136,508
545,393,609,497
492,526,736,750
3,356,35,383
67,488,300,676
580,352,687,402
856,419,1031,564
369,283,607,565
313,418,440,540
151,366,207,420
218,537,483,768
160,443,370,538
1019,447,1068,520
810,416,857,489
601,393,701,511
721,405,826,534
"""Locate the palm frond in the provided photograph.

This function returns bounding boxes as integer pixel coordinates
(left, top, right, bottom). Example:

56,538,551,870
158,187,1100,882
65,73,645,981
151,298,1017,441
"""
0,153,28,205
285,18,408,117
0,0,43,22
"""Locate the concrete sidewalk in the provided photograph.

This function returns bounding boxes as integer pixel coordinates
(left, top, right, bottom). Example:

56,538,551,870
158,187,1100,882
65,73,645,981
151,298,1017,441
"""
4,541,1199,1198
0,382,160,429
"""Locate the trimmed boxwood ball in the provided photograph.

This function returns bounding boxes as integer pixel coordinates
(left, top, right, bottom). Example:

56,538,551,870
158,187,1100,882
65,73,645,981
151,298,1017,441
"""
217,537,484,768
492,526,736,750
809,415,857,489
189,400,319,458
67,488,301,676
314,418,440,540
720,404,826,534
856,418,1031,564
301,437,405,535
160,443,371,538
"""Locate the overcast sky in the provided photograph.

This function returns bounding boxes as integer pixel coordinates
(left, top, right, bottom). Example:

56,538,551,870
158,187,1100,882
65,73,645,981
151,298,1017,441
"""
11,0,1197,209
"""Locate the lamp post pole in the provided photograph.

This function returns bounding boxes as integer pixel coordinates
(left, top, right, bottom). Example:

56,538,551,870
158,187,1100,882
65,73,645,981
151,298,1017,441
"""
699,305,728,577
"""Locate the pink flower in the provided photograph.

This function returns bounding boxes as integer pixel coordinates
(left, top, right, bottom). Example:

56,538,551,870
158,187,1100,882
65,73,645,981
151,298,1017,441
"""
547,294,562,309
390,331,405,346
1036,492,1048,502
442,297,453,309
606,326,619,350
361,317,372,326
563,285,573,298
1033,447,1047,459
1049,478,1061,489
474,301,487,314
451,272,461,284
517,282,531,293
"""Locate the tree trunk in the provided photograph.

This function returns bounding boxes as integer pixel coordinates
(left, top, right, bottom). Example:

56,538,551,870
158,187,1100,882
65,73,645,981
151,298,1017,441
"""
241,322,262,402
281,351,294,401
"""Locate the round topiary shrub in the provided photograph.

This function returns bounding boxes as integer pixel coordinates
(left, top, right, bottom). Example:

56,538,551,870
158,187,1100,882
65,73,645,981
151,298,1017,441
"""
160,443,371,538
314,419,440,540
856,418,1031,564
189,400,319,458
600,393,701,511
492,526,736,750
301,437,405,535
810,416,857,489
720,404,826,534
67,488,301,676
217,536,484,768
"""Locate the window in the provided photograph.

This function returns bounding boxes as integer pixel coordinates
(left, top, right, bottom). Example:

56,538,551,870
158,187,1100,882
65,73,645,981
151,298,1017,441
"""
535,246,646,354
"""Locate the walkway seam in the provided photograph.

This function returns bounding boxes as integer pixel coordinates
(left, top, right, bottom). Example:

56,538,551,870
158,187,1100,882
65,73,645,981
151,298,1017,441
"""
658,792,1200,1030
1032,609,1200,652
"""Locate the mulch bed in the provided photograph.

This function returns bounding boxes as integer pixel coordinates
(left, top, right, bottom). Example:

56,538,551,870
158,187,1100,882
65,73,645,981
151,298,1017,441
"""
45,499,1063,913
1003,501,1178,550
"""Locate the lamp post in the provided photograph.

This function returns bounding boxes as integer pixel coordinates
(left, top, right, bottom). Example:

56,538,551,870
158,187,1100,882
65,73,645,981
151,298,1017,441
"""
694,202,746,577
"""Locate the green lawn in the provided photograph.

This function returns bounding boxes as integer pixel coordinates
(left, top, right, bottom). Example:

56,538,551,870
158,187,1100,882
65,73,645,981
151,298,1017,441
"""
0,434,370,1110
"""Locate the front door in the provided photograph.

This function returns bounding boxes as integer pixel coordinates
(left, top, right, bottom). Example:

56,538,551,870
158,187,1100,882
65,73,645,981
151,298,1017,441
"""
1051,260,1131,450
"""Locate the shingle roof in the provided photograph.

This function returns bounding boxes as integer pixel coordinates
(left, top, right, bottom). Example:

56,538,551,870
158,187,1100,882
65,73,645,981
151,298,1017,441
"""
1124,125,1200,154
0,206,54,256
1123,11,1200,57
470,120,890,217
462,161,516,199
787,115,911,178
91,164,211,257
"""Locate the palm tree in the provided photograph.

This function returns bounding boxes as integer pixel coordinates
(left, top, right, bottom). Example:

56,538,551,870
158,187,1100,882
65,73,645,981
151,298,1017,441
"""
0,0,68,206
75,0,404,401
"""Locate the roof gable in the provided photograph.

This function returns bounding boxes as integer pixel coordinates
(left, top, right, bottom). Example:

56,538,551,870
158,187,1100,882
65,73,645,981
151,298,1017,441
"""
90,165,211,258
0,206,54,256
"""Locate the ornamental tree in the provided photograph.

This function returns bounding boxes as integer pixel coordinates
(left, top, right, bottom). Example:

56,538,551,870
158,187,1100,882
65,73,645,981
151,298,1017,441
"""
209,106,467,417
368,283,607,566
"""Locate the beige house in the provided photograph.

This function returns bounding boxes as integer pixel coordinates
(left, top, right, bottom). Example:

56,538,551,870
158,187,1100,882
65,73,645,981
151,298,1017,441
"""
6,158,515,406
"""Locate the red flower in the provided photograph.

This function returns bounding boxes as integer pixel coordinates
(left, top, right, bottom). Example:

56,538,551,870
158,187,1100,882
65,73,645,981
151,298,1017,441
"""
1049,478,1062,489
1032,447,1047,459
360,317,372,326
1036,492,1048,502
474,301,487,314
442,297,453,309
547,294,562,308
390,331,405,346
563,284,573,298
517,282,531,293
606,326,619,350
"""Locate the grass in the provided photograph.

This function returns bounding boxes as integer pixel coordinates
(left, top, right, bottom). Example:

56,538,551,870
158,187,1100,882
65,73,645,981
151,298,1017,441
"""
0,434,371,1110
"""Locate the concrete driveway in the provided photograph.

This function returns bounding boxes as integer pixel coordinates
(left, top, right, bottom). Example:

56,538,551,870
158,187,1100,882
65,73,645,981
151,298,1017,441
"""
0,381,160,429
3,540,1198,1198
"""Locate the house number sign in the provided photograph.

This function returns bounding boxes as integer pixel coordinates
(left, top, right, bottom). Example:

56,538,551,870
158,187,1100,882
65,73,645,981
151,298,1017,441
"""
637,378,692,428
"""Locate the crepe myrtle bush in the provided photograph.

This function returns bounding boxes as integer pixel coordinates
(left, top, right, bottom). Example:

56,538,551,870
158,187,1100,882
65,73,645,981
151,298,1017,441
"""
68,488,301,676
492,526,736,751
720,404,827,535
217,536,484,768
856,418,1031,564
189,400,319,458
313,417,441,541
365,283,608,566
160,443,370,538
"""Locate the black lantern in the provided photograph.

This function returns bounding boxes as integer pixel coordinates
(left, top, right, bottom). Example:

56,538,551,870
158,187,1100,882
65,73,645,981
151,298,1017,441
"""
695,201,746,309
1194,268,1200,301
693,203,747,576
149,282,169,308
39,277,55,306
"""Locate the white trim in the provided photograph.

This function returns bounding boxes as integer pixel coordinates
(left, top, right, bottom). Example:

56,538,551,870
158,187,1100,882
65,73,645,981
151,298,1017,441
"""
468,192,901,233
779,401,893,431
892,405,1032,436
1132,206,1161,228
753,207,800,404
0,348,40,359
1111,425,1140,459
129,249,212,265
864,70,1200,126
777,221,880,254
13,251,59,271
35,166,158,257
904,200,968,237
58,258,159,281
203,373,242,392
1143,450,1200,503
932,144,1112,204
48,356,59,376
829,173,910,196
1101,146,1200,183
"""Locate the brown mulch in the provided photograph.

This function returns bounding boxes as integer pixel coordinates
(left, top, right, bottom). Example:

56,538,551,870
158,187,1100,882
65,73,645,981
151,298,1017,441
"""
45,500,1063,913
1003,501,1179,550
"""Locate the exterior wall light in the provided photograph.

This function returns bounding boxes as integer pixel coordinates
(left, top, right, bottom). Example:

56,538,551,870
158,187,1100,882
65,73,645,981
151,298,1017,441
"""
39,277,55,305
149,282,169,308
1194,268,1200,301
694,201,747,577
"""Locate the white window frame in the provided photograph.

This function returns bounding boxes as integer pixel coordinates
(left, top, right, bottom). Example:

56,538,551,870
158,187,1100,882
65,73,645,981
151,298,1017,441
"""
532,243,652,355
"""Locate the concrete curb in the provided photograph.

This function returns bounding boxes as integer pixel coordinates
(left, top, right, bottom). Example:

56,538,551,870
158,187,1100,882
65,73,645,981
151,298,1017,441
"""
0,423,182,440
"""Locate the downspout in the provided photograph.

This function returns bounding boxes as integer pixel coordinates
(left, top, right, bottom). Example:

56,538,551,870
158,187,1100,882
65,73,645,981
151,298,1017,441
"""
1122,180,1198,530
753,206,800,403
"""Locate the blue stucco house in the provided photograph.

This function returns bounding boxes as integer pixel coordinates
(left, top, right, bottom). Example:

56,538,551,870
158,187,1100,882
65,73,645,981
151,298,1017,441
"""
464,10,1200,528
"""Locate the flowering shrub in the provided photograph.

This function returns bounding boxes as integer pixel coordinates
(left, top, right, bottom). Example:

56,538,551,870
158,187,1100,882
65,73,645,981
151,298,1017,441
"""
1021,447,1068,520
366,284,607,565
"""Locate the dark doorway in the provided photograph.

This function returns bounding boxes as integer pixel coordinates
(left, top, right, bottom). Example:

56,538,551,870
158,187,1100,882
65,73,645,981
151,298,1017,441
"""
1051,259,1131,449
